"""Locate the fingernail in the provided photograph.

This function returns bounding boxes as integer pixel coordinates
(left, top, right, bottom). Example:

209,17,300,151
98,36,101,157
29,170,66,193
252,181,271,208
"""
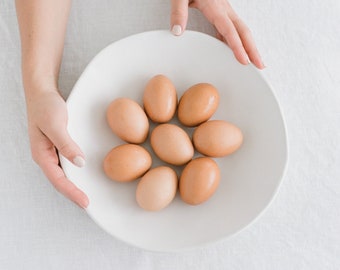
246,56,251,65
261,61,266,69
171,25,182,36
81,197,89,209
77,195,89,209
73,156,85,168
257,60,266,69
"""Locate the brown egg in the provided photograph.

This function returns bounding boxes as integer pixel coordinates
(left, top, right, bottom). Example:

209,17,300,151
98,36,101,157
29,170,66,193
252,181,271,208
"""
150,123,194,165
103,144,152,182
178,83,219,127
193,120,243,157
180,157,220,205
143,74,177,123
136,166,178,211
106,98,149,144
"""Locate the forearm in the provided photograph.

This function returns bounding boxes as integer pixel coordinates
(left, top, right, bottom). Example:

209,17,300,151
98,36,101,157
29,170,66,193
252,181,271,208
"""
15,0,71,97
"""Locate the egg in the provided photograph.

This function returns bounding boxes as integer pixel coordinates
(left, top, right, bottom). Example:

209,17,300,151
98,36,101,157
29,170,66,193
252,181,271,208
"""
103,144,152,182
136,166,178,211
106,98,149,144
150,123,194,165
179,157,220,205
178,83,219,127
143,74,177,123
193,120,243,157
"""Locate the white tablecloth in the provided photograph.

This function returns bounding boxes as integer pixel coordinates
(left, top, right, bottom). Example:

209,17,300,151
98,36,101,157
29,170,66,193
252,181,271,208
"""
1,0,339,269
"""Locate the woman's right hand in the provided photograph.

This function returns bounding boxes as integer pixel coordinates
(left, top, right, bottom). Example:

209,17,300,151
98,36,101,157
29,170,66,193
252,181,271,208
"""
26,88,89,208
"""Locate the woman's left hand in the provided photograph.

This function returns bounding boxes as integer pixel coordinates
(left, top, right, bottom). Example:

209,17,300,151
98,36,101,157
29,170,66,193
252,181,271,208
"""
170,0,265,69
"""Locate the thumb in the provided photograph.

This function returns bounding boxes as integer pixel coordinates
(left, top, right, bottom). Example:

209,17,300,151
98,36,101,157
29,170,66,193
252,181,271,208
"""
49,128,86,168
170,0,189,36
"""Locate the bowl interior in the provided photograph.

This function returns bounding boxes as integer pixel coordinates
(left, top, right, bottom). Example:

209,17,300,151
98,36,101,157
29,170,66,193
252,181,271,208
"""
60,30,287,252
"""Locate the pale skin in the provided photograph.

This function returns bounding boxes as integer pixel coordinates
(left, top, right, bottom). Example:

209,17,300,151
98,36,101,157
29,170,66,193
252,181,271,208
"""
15,0,264,209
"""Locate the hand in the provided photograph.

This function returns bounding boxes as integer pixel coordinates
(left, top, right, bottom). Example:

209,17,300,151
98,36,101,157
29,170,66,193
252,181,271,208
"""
170,0,265,69
26,89,89,208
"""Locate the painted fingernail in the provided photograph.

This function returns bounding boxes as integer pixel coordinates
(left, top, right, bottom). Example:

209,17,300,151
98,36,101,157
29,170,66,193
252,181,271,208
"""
171,25,182,36
256,59,266,69
246,56,251,65
261,61,266,69
77,195,89,209
81,196,89,209
73,156,85,168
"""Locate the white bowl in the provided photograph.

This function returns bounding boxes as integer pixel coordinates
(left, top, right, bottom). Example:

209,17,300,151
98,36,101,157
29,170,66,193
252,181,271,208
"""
60,30,288,252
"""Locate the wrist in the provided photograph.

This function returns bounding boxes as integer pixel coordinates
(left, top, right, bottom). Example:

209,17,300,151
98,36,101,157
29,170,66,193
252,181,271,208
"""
22,67,59,100
21,51,61,90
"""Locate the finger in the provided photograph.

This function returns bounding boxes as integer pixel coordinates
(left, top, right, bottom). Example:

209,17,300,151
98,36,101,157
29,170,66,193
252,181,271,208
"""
42,124,85,168
213,14,250,65
216,31,224,42
197,2,251,66
42,160,89,209
32,128,89,208
216,31,230,46
233,18,265,69
170,0,189,36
